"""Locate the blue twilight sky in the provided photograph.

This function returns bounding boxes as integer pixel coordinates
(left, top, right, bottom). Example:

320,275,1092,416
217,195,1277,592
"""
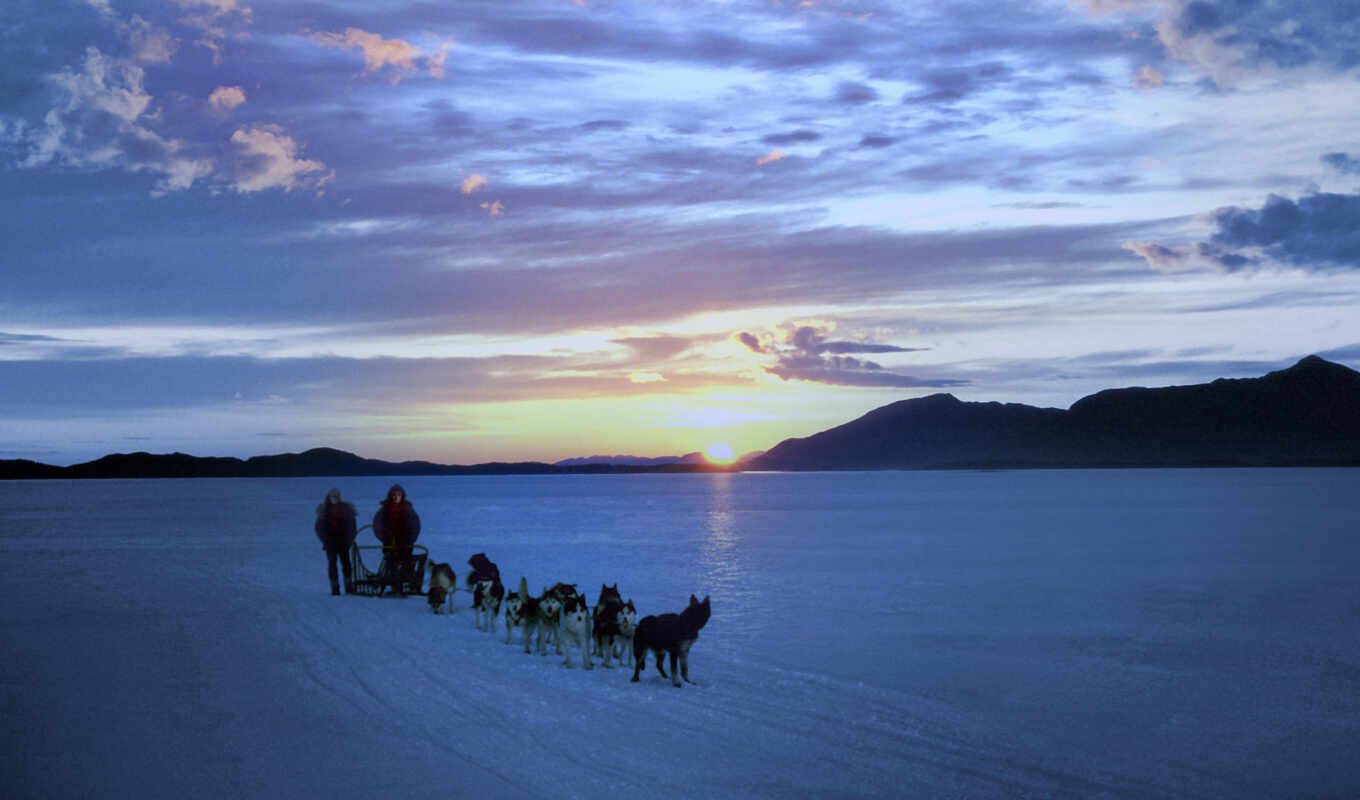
2,0,1359,466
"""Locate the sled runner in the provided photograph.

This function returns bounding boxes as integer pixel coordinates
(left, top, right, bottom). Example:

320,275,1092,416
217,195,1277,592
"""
349,525,427,597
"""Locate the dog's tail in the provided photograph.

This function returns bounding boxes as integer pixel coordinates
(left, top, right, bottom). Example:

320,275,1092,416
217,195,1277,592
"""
517,576,529,603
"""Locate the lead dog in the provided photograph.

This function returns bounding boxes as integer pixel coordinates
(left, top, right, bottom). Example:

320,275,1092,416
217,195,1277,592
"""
426,562,456,614
631,595,711,687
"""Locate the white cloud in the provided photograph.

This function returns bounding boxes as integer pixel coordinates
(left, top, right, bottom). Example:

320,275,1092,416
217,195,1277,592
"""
310,28,450,83
209,85,246,113
461,174,488,194
120,16,178,64
480,200,505,217
230,124,331,193
170,0,254,63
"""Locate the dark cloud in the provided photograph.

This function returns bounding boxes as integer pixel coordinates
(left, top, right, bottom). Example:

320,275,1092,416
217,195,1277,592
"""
736,332,765,354
1322,152,1360,175
1209,192,1360,269
762,130,821,145
903,62,1013,104
857,134,897,149
581,119,630,132
1125,191,1360,272
833,81,878,105
737,325,952,389
1154,0,1360,78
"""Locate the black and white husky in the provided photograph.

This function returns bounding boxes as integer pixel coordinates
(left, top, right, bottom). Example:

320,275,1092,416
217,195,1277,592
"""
533,583,572,655
466,553,504,632
591,583,631,668
631,595,711,687
426,562,456,614
504,578,539,651
559,590,593,670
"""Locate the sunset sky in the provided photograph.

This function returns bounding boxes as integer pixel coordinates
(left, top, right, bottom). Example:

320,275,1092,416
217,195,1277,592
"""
3,0,1359,466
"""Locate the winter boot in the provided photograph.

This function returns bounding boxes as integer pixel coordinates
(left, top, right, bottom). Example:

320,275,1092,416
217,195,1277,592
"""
330,581,341,596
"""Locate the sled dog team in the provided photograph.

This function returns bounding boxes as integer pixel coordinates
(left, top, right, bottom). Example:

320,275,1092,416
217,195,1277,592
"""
430,552,711,687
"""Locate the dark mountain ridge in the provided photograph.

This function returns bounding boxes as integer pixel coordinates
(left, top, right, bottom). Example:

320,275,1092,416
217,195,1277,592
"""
746,355,1360,470
4,356,1358,479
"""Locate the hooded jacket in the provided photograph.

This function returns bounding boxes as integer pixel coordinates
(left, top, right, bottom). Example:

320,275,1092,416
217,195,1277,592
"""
314,488,358,554
372,483,421,547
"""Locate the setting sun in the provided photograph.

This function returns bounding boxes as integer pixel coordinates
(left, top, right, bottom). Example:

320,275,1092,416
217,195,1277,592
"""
705,442,736,463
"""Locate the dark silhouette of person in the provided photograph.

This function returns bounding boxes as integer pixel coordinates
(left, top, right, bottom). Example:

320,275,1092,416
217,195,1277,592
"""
314,488,357,595
372,484,421,591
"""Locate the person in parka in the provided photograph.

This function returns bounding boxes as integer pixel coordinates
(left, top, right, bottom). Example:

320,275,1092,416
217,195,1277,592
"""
372,484,421,588
315,488,358,595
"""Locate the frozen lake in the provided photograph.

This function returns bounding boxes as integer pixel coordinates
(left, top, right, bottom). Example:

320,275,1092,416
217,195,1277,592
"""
2,469,1358,797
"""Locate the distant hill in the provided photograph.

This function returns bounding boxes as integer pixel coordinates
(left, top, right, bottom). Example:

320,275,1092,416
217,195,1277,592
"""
0,446,731,480
553,453,708,467
746,355,1360,470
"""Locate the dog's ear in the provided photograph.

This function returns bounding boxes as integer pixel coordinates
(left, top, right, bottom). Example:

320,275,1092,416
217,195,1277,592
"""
690,593,698,605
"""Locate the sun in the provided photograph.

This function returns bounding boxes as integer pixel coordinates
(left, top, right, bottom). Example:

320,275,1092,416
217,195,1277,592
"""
705,442,736,464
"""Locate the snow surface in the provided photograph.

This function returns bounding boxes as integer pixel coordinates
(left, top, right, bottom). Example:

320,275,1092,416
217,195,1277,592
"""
3,469,1359,798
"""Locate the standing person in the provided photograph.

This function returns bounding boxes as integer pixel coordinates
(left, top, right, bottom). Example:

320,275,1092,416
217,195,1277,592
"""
372,484,421,592
314,488,357,596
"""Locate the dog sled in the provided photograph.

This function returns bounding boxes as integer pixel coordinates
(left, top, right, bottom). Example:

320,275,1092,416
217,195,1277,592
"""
349,525,427,597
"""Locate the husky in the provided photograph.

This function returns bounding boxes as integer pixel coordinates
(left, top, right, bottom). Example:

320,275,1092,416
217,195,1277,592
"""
467,553,504,632
631,594,711,687
591,583,626,667
612,599,638,667
533,584,568,655
505,578,543,652
473,578,504,632
559,590,594,670
426,561,457,614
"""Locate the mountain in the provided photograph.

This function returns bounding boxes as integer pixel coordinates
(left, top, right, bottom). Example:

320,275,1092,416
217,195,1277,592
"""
746,356,1360,470
553,453,708,467
5,356,1358,479
0,447,730,480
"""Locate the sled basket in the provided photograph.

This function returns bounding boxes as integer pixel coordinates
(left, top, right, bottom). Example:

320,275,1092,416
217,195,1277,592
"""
349,537,428,597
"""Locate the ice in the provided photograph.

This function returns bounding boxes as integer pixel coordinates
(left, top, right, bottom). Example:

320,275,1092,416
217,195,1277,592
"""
2,470,1358,798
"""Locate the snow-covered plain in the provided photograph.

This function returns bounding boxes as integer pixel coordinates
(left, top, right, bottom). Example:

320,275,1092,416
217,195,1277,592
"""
3,469,1359,798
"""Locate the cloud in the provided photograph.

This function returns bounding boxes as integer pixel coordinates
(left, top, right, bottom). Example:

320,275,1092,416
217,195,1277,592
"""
737,325,950,389
1125,191,1360,272
857,134,897,149
832,81,878,104
1209,192,1360,269
480,199,505,217
581,120,630,132
119,16,177,64
755,149,785,166
1087,0,1360,85
17,47,213,195
736,332,765,354
229,124,331,193
762,130,821,146
309,28,448,82
208,85,246,113
903,62,1012,104
1122,240,1249,272
1133,64,1164,88
170,0,253,63
1322,152,1360,175
461,173,488,194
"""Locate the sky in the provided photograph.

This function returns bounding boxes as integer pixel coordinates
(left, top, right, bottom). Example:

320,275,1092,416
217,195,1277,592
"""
2,0,1359,467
